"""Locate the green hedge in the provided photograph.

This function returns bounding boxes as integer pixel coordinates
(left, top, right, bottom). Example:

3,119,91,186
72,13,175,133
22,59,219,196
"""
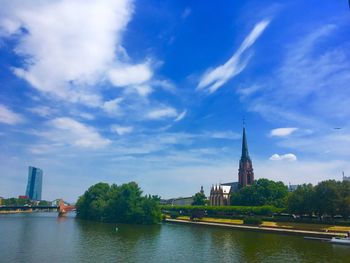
243,217,262,225
161,205,283,217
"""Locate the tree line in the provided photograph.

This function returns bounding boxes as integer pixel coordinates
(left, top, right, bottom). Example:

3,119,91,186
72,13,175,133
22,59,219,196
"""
287,180,350,219
1,197,50,206
191,178,350,219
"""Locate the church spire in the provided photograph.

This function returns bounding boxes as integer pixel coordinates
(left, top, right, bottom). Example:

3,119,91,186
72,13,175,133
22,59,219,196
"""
238,122,254,189
241,125,250,161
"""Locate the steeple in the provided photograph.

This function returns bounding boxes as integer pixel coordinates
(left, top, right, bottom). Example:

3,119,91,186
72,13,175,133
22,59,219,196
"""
238,123,254,189
241,127,250,161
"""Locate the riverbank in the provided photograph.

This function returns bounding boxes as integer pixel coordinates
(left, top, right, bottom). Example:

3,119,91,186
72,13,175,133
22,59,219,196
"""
0,209,33,214
165,218,347,238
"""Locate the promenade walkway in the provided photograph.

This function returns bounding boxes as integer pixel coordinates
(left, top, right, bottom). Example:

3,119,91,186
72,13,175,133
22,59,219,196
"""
166,218,346,238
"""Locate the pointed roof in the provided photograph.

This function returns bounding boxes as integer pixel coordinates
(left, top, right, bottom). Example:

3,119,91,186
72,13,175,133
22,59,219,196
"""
241,127,250,161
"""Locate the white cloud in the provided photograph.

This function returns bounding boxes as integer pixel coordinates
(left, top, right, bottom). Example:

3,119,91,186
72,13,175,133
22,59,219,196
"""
208,131,240,140
270,127,298,137
29,106,55,117
111,125,133,135
108,63,153,87
236,85,260,98
269,153,297,161
0,104,23,125
174,110,187,122
146,107,178,120
151,79,176,93
197,20,270,93
49,117,111,148
133,85,153,97
102,97,123,115
0,0,133,105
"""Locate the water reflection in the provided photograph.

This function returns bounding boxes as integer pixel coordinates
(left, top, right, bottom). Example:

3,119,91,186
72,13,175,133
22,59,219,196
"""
1,213,350,263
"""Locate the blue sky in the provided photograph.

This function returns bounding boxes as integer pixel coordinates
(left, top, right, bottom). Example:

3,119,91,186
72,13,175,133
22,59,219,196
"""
1,0,350,202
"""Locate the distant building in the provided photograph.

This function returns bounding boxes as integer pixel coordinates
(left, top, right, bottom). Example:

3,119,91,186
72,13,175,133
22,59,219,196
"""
18,195,29,199
25,166,43,200
160,197,193,206
209,126,254,206
209,184,232,206
288,184,299,192
343,172,350,182
200,186,205,195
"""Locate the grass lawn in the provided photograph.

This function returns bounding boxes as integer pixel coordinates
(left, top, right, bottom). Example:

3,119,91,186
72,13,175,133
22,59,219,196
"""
171,216,350,233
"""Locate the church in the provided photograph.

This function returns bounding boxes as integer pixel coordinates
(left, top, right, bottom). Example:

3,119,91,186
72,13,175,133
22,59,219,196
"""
209,126,254,206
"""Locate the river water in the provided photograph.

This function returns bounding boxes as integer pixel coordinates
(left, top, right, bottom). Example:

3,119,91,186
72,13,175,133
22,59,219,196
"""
0,213,349,263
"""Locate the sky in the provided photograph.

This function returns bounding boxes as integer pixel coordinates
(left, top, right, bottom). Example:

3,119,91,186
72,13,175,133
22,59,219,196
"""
0,0,350,202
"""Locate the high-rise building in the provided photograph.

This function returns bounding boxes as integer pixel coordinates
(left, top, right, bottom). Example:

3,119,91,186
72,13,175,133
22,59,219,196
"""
25,166,43,200
238,127,254,189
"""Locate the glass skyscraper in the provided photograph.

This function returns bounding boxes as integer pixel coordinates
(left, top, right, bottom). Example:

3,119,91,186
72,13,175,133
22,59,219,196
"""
25,166,43,200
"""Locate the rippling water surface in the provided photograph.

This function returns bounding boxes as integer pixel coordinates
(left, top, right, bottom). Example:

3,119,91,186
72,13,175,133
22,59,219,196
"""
0,213,349,262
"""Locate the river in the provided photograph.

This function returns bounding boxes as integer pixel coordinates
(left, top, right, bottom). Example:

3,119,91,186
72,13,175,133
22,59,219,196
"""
0,213,349,262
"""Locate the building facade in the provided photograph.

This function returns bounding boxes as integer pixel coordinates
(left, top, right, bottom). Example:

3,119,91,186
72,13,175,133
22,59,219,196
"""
238,127,254,189
209,184,231,206
160,197,193,206
209,126,254,206
25,166,43,200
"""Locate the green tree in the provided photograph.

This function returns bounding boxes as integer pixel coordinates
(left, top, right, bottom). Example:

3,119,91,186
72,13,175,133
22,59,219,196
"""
38,200,50,206
314,180,340,218
76,182,161,224
76,182,110,220
192,192,206,206
338,181,350,219
3,197,30,206
287,184,315,216
230,178,289,207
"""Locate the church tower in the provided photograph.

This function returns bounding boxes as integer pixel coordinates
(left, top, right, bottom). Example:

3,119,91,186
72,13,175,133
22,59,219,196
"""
238,126,254,189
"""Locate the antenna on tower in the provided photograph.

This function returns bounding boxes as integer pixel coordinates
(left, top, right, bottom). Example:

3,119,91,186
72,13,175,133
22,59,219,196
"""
242,116,246,128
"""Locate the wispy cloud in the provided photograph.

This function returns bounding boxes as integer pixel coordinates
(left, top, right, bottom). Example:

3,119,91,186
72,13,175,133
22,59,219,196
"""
250,23,350,126
174,110,187,122
0,104,23,125
270,127,298,137
111,125,133,136
146,106,178,120
269,153,297,162
197,19,270,93
236,85,260,98
28,106,56,117
206,131,240,140
47,117,111,149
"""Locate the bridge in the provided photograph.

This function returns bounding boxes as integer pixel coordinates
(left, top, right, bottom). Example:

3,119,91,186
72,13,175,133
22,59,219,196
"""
0,199,75,217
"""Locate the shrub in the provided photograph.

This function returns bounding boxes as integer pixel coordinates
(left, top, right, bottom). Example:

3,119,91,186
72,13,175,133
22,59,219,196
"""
243,217,262,225
170,211,179,219
190,209,205,220
162,214,167,221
